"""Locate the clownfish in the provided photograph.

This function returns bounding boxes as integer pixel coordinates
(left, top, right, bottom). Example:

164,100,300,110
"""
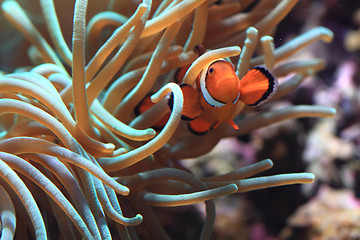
135,45,278,135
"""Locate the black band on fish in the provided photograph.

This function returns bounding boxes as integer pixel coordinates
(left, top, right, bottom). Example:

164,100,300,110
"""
248,66,277,107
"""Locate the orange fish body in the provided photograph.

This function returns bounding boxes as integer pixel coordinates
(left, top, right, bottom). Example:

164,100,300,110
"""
195,60,240,129
136,46,277,135
179,58,277,134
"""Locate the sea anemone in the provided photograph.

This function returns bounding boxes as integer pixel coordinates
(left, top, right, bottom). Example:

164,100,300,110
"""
0,0,335,239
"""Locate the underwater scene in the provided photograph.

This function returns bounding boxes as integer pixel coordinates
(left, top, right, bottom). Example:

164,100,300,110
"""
0,0,359,239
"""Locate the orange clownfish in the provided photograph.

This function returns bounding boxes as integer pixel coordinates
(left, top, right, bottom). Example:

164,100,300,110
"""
135,47,278,135
172,59,278,134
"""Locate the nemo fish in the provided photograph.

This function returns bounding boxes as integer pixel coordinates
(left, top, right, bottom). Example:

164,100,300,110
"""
135,46,278,135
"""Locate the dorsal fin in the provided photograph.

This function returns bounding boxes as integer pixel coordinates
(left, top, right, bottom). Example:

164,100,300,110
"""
194,44,207,56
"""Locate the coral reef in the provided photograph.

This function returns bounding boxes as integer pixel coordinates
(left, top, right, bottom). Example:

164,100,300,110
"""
281,186,360,240
0,0,336,239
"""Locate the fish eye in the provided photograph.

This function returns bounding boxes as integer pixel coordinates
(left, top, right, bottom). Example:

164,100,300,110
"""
208,67,214,75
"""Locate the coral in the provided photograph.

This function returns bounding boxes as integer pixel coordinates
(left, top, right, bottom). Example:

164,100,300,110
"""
281,186,360,240
0,0,335,239
344,8,360,52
